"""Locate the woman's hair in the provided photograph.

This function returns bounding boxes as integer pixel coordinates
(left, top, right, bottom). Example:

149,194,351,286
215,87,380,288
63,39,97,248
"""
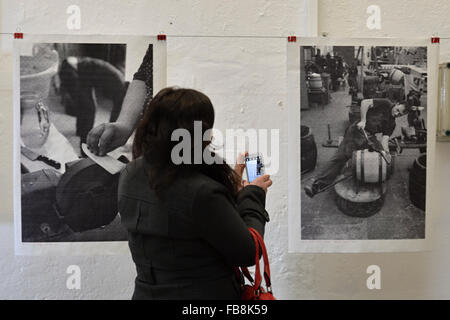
133,87,241,197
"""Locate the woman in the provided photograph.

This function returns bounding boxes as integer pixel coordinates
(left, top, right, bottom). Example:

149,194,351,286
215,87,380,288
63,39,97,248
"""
118,87,272,300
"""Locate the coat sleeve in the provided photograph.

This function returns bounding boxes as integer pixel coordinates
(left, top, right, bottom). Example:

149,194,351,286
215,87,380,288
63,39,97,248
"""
192,183,269,267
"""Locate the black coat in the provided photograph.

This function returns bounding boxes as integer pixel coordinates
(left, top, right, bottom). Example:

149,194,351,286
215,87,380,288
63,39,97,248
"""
118,158,269,300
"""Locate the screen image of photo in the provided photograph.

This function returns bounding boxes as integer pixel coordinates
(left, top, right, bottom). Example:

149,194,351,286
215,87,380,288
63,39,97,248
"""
299,45,428,241
246,156,263,182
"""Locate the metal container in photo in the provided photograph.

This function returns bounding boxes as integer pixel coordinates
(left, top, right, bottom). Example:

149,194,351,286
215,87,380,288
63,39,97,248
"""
20,45,59,98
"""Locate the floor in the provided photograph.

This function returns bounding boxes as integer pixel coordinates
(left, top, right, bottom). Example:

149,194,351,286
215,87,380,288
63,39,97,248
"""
300,86,426,240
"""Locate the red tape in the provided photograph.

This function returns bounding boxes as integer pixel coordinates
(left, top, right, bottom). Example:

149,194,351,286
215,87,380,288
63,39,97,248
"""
288,36,296,42
431,37,440,44
14,32,23,39
157,34,166,41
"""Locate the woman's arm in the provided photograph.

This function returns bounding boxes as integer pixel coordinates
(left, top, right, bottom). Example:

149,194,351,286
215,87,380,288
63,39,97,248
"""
192,183,269,267
87,44,152,156
87,79,146,155
115,79,147,129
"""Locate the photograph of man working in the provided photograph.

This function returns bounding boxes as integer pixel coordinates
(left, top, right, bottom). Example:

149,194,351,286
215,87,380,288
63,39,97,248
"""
299,45,427,241
304,98,408,198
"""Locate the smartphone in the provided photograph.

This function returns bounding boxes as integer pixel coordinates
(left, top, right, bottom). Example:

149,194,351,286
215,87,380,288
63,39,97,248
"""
245,154,264,183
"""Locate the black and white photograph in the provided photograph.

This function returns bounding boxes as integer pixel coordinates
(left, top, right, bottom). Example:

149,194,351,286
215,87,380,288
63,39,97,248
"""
300,45,428,240
288,38,437,252
14,35,167,251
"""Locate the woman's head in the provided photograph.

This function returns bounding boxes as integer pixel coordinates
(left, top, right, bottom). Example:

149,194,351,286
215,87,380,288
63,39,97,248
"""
133,87,240,196
133,87,215,160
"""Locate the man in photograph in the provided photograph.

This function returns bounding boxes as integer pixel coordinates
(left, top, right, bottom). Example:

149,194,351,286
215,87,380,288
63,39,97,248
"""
304,98,411,198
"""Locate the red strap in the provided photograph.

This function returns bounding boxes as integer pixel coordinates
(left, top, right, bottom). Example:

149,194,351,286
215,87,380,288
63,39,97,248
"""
250,228,262,288
254,229,271,286
240,228,261,286
239,228,273,294
248,228,272,290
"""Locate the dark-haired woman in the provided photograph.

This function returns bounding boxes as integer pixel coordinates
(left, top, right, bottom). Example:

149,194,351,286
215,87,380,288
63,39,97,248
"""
118,87,272,300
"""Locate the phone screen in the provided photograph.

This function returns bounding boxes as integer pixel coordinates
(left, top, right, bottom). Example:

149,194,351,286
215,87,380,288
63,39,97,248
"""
245,155,263,183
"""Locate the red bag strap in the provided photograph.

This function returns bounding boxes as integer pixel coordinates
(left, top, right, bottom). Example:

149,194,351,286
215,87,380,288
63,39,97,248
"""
239,228,273,294
248,228,272,292
252,228,272,288
240,228,261,286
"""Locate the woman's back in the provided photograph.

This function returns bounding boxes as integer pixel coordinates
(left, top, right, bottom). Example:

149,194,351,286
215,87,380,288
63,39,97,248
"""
119,157,268,300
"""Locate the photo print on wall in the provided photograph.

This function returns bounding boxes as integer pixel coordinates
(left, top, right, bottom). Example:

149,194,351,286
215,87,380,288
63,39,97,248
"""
288,38,438,252
13,35,167,254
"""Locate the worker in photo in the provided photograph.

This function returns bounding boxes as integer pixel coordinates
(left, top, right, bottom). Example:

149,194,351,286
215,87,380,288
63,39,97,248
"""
303,98,413,198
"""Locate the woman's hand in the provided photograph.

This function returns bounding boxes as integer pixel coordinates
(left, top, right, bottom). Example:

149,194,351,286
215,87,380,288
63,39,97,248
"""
87,80,147,156
87,122,132,156
250,174,272,193
234,152,248,190
234,152,272,193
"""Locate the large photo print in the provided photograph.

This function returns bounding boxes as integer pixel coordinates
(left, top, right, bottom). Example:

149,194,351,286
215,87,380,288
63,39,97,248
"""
14,35,167,254
288,38,437,252
301,45,427,239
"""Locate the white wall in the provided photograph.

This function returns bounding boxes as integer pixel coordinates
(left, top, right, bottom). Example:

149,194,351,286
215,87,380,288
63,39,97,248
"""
317,0,450,299
0,0,449,299
0,0,314,299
